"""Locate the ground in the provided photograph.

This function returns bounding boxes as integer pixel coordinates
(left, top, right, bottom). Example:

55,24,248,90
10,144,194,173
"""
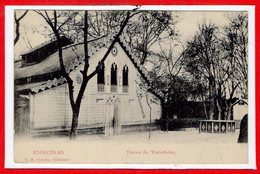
14,129,248,165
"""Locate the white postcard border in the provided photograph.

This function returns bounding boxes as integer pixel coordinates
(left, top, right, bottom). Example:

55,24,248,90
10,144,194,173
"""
5,5,256,169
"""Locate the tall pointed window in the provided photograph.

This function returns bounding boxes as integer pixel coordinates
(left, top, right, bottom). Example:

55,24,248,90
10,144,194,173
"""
111,63,117,92
97,61,105,92
122,65,129,93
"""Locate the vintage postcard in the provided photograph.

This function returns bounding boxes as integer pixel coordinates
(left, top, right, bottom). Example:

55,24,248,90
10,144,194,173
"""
5,5,256,169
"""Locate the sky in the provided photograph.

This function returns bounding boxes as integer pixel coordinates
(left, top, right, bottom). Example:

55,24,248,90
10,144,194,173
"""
13,10,243,60
176,11,240,41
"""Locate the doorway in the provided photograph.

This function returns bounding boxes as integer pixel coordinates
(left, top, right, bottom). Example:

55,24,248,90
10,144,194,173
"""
105,95,121,136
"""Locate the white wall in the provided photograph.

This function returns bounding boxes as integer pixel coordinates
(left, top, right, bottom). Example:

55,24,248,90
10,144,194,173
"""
233,104,248,120
31,42,161,131
32,85,68,129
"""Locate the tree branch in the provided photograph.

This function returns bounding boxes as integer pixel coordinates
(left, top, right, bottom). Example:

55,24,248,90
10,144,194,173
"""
14,10,28,45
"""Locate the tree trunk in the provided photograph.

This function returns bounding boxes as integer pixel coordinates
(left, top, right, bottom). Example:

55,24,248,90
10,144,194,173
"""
216,98,222,120
226,104,232,120
160,103,165,131
165,109,169,131
149,105,152,140
208,77,215,120
14,21,20,46
200,94,208,119
70,109,79,139
164,104,169,131
160,102,169,131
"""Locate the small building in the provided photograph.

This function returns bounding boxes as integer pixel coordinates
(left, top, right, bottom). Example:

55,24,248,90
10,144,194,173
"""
14,36,162,135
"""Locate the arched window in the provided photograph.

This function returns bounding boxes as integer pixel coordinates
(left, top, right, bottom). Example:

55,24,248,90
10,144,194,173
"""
111,63,117,92
97,61,105,92
122,65,129,93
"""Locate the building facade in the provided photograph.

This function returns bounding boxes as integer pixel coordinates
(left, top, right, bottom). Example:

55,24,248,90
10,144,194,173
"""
14,37,162,135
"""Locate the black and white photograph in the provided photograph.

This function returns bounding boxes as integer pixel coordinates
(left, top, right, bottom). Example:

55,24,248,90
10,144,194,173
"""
5,5,255,168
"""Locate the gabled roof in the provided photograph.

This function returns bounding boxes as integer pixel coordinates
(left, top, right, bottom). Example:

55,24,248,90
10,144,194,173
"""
233,99,248,106
15,37,106,80
15,35,155,95
117,39,150,83
20,38,57,56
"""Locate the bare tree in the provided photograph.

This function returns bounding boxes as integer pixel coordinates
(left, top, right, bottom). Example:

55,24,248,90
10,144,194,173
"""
122,11,178,65
223,13,248,96
183,14,248,121
183,23,220,120
141,39,188,131
35,9,143,139
14,10,29,46
220,13,248,120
